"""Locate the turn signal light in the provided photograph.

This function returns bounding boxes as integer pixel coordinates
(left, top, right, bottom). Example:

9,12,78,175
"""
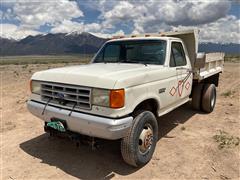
110,89,125,108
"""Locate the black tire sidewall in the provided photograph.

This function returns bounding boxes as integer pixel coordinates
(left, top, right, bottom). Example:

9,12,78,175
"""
202,84,216,113
209,85,216,111
132,111,158,166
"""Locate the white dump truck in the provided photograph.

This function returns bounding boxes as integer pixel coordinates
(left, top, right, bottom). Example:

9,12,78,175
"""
27,29,224,167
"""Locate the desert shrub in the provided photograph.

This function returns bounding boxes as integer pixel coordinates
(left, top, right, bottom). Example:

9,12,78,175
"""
213,130,240,149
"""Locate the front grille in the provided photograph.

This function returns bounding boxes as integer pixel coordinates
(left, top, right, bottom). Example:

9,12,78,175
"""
40,82,91,110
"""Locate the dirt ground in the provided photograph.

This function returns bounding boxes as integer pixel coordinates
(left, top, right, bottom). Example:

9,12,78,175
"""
0,62,239,180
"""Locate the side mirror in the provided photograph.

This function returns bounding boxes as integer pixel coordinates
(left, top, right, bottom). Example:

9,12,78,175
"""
195,53,206,68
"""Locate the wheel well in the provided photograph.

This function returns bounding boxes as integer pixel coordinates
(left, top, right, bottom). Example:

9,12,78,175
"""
191,73,220,97
132,99,159,117
193,73,220,87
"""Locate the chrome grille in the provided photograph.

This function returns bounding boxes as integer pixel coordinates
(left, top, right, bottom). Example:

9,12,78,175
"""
40,82,91,110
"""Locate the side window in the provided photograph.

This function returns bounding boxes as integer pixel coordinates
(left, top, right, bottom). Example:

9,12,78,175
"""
170,42,186,67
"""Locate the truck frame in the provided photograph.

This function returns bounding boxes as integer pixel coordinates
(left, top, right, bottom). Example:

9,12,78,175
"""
27,29,224,167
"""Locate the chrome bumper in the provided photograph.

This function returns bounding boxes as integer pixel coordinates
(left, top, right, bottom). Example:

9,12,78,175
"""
27,100,133,140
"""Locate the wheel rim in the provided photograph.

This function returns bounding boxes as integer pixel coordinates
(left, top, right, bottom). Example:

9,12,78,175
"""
211,89,216,108
138,124,154,154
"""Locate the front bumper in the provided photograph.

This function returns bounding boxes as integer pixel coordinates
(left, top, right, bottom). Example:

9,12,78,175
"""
27,100,133,140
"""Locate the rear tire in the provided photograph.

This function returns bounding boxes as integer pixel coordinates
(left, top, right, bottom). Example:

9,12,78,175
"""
192,84,204,110
201,84,216,113
121,111,158,167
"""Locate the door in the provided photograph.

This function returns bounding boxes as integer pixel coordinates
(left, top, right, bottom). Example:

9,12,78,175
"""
170,41,193,101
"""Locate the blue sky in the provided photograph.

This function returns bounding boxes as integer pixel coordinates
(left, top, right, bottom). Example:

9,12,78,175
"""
0,0,239,43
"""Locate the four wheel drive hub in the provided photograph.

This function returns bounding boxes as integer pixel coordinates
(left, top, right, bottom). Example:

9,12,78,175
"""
139,127,153,153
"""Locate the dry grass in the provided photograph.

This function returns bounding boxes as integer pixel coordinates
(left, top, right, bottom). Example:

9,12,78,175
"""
224,55,240,63
221,90,236,97
213,130,240,149
0,55,93,65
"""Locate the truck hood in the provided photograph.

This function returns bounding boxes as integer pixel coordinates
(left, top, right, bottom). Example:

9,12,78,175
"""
32,63,164,89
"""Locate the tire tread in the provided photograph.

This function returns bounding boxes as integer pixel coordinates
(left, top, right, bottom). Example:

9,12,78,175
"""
201,84,216,113
121,111,158,167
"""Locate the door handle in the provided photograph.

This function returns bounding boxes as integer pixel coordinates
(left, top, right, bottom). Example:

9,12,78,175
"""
176,67,192,72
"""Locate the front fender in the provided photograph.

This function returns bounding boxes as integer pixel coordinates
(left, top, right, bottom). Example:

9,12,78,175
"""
126,86,161,115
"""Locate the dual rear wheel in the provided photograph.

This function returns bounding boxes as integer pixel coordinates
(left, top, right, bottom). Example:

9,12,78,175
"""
192,83,216,113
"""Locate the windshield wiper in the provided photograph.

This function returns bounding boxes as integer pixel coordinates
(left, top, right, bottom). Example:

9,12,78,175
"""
122,59,148,66
94,61,117,64
94,60,148,66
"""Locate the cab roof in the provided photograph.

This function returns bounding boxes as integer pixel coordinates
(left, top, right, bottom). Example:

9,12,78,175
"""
107,36,181,43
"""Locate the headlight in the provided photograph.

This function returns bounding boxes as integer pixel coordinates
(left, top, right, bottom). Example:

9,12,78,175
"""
92,88,110,107
30,80,41,95
92,88,125,108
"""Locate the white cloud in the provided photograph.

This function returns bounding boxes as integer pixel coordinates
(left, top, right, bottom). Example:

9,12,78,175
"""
50,20,102,34
91,29,125,39
95,0,237,43
0,23,41,40
98,0,231,33
194,15,239,43
50,20,84,34
12,0,83,29
172,15,240,43
0,0,84,39
103,1,135,21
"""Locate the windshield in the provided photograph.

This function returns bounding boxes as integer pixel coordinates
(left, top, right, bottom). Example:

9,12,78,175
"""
93,40,167,65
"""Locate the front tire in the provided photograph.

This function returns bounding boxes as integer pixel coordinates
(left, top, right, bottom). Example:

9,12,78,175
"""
121,111,158,167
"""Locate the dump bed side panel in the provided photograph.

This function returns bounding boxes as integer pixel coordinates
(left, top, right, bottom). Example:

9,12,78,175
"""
193,53,224,80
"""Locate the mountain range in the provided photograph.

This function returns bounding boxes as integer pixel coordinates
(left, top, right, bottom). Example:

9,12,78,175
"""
0,32,106,56
0,32,239,56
